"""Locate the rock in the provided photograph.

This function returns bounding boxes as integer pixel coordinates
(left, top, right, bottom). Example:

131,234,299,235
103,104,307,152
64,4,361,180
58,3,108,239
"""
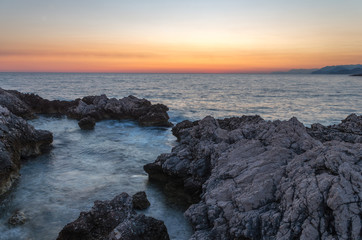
78,117,96,130
109,214,169,240
145,115,362,239
0,88,172,127
8,210,26,225
0,106,53,196
0,88,34,119
57,192,169,240
132,191,151,210
307,113,362,143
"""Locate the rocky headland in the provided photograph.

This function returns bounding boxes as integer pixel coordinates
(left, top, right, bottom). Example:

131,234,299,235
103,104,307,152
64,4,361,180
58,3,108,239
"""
145,114,362,239
0,88,172,128
57,192,169,240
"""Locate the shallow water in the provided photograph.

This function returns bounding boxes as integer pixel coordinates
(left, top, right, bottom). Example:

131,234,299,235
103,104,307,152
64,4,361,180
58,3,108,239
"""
0,73,361,239
0,116,192,240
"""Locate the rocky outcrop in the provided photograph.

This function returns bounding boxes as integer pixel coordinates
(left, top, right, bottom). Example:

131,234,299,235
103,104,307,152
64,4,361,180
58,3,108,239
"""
0,88,172,127
132,191,151,210
57,192,169,240
0,106,53,196
144,115,362,240
78,116,96,130
307,113,362,143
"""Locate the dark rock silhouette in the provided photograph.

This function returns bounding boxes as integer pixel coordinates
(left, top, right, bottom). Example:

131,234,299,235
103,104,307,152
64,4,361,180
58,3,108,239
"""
57,192,169,240
145,115,362,240
0,106,53,196
78,116,96,130
132,191,151,210
0,88,172,128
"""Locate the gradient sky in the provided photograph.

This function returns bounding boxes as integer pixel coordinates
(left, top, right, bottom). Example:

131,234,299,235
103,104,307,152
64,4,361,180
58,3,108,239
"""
1,0,362,73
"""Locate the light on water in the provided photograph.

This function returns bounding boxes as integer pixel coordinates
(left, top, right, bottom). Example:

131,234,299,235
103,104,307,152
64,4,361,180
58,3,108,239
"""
0,73,361,239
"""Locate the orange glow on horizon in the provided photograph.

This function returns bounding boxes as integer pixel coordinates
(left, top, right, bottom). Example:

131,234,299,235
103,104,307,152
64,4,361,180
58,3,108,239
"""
1,41,361,73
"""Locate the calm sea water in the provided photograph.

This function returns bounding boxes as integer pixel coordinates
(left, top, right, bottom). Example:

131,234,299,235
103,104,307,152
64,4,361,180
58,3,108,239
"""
0,73,361,240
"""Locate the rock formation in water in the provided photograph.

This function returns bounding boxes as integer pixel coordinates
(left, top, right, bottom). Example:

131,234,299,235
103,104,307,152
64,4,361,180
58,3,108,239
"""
0,106,53,196
0,88,172,128
144,114,362,240
78,116,96,130
57,192,169,240
8,210,27,226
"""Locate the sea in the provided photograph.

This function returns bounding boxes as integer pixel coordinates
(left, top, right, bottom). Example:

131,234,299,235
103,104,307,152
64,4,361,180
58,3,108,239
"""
0,73,361,240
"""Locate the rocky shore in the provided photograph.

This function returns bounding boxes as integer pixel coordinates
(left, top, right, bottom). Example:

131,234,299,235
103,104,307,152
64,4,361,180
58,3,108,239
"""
145,114,362,239
0,106,53,196
57,192,169,240
0,88,172,128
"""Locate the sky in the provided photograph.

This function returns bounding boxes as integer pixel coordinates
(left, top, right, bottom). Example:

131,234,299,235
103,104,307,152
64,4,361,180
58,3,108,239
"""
1,0,362,73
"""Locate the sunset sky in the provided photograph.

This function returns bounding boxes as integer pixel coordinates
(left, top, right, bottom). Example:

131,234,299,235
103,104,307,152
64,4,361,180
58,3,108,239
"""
1,0,362,73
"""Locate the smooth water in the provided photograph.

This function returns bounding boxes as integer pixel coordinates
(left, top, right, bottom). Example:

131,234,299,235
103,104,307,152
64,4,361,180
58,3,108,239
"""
0,73,361,240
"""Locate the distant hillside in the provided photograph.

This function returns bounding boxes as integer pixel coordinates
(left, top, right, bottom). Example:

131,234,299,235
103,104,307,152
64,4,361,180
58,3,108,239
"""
272,69,318,74
312,64,362,74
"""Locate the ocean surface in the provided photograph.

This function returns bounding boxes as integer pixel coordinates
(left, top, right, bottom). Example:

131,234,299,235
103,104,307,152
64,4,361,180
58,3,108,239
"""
0,73,361,240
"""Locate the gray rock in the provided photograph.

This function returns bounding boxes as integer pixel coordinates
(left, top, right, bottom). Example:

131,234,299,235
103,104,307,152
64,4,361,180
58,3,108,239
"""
0,88,172,127
78,116,96,130
145,115,362,240
132,191,151,210
109,214,169,240
0,106,53,196
8,210,26,225
57,192,169,240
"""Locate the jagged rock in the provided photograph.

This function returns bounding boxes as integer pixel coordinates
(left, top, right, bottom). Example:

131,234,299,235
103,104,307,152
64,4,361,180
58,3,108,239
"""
8,210,26,225
0,88,34,119
0,88,172,127
132,191,150,210
145,115,362,240
0,106,53,196
109,214,169,240
57,192,169,240
78,117,96,130
307,113,362,143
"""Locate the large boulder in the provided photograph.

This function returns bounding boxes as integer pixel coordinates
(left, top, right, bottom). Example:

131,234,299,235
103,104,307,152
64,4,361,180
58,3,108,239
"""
57,192,169,240
145,115,362,240
0,106,53,196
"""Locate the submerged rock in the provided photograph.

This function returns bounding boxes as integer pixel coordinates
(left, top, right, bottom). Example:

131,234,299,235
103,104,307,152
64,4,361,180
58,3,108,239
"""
132,191,151,210
0,88,172,127
0,106,53,196
8,210,26,226
145,115,362,240
57,192,169,240
78,116,96,130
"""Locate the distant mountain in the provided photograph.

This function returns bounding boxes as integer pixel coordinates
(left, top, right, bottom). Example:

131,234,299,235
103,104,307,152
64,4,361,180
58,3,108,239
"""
312,64,362,74
272,68,318,74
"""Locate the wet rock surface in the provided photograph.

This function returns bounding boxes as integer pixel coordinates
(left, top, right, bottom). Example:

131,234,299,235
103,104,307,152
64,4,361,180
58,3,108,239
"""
78,116,96,130
8,210,27,226
1,88,172,127
145,114,362,240
0,106,53,196
57,192,169,240
132,191,151,210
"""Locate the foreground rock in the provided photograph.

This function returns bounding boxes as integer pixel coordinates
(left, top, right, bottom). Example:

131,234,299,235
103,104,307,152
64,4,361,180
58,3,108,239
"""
0,106,53,196
1,88,172,127
57,192,169,240
8,210,26,226
144,115,362,239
